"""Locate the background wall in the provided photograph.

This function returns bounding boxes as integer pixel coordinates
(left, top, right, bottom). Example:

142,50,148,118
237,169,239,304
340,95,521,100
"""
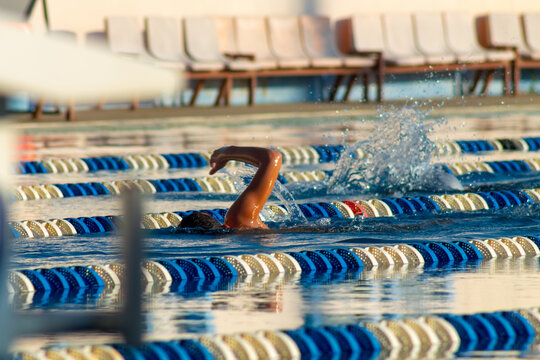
32,0,540,36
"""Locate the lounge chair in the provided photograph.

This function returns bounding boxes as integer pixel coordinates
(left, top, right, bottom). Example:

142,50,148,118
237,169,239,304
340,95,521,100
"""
184,17,259,72
442,12,513,95
105,17,148,60
413,13,456,64
300,15,375,68
234,17,278,70
522,14,540,59
381,13,426,66
443,12,514,64
300,15,377,102
299,15,343,68
145,17,189,71
266,16,310,69
477,13,540,94
184,17,258,105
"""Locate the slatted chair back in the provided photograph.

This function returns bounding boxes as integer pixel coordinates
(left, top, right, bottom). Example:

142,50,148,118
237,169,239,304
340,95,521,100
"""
413,13,455,63
105,17,145,57
267,16,309,60
299,15,340,58
146,17,187,62
521,13,540,53
184,17,224,62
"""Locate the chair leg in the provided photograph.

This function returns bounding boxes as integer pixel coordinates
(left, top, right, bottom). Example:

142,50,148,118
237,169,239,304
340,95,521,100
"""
469,70,484,94
32,99,45,120
189,79,204,106
65,102,75,121
224,77,233,106
512,60,520,96
481,70,495,95
362,73,370,102
329,75,344,101
377,65,384,102
343,76,357,101
130,97,139,111
501,63,510,96
214,79,228,106
248,75,257,106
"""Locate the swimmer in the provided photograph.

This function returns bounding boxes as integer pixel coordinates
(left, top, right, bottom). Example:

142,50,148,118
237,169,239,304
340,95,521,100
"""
179,146,282,230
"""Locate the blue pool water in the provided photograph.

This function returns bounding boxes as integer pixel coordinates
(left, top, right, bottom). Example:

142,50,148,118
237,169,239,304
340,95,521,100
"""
8,105,540,358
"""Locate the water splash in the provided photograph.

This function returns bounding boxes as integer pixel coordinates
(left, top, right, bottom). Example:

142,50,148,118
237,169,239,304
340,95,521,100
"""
223,164,307,224
328,106,463,196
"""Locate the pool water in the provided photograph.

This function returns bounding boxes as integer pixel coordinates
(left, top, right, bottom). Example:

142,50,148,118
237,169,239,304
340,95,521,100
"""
8,105,540,358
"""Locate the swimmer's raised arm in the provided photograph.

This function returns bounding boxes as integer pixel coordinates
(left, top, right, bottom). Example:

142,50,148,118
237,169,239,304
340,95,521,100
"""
209,146,282,229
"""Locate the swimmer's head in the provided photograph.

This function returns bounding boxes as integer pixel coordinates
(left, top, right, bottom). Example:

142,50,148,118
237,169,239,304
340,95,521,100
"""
179,211,222,230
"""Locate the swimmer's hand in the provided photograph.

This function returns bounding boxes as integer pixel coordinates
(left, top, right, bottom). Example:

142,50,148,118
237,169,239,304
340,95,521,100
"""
209,146,230,175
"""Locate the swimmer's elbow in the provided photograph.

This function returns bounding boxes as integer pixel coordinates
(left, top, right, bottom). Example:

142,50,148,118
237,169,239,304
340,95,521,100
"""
268,149,282,167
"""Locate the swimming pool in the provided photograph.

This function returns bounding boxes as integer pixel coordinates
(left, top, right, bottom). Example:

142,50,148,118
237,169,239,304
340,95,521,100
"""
8,105,540,359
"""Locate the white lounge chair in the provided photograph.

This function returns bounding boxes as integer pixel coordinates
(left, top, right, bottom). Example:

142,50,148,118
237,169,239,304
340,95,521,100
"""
234,17,278,70
300,15,374,68
413,13,456,64
443,12,514,63
266,16,310,69
145,17,189,71
184,17,259,72
481,13,534,58
381,13,426,66
521,14,540,60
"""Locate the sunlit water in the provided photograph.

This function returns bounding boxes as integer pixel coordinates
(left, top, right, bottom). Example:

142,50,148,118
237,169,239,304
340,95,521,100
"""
8,106,540,358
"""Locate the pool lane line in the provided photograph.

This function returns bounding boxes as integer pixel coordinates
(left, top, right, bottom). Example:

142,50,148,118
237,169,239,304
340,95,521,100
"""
8,187,540,238
10,158,540,201
7,234,540,295
13,137,540,175
12,307,540,360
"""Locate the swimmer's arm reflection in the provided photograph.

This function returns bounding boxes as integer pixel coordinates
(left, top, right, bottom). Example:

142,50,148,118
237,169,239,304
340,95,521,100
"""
209,146,282,230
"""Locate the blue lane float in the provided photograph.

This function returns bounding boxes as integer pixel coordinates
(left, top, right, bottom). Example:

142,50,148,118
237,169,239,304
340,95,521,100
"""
8,187,540,238
13,137,540,175
7,234,540,294
11,307,540,360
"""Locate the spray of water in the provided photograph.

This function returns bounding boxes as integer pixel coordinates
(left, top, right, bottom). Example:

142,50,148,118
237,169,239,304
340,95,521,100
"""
223,164,307,224
327,106,463,196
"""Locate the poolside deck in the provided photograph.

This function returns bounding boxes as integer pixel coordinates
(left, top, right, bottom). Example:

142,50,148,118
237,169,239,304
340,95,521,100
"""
8,94,540,126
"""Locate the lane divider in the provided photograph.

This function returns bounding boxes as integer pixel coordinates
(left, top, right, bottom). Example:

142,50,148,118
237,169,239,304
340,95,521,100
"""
7,235,540,294
12,307,540,359
11,157,540,201
15,138,540,175
8,187,540,238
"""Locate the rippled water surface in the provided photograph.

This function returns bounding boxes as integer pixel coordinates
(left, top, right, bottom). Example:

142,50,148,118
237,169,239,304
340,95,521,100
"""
8,105,540,358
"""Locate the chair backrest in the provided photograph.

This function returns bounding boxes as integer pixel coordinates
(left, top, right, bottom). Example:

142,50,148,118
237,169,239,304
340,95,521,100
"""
350,15,385,52
215,17,236,54
235,17,274,59
382,13,418,57
267,16,308,59
184,17,223,62
484,13,527,50
413,13,450,55
300,15,340,58
146,17,185,62
105,17,144,56
522,13,540,53
442,12,482,55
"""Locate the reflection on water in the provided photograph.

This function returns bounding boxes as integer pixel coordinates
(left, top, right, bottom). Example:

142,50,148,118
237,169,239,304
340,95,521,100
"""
9,106,540,358
10,258,540,352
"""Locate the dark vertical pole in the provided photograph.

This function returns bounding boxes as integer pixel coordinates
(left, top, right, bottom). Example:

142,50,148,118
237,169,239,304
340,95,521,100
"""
0,95,10,357
122,189,143,347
